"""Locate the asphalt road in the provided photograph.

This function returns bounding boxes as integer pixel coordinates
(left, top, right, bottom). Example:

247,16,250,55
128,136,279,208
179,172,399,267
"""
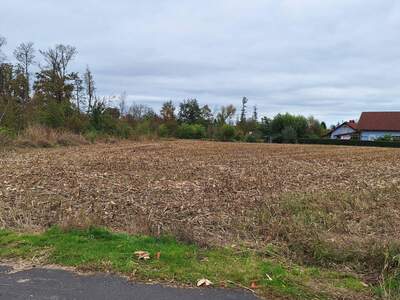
0,266,260,300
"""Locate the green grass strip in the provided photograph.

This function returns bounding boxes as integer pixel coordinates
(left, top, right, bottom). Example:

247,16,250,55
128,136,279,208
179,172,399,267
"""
0,227,369,299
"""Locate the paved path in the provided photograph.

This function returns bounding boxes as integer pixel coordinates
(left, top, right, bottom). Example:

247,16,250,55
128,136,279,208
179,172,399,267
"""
0,266,259,300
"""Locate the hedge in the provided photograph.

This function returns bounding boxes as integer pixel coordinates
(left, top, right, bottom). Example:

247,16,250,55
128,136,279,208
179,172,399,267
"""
297,138,400,148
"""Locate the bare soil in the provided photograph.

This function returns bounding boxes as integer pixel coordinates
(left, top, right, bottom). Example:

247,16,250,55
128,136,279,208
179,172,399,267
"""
1,140,400,273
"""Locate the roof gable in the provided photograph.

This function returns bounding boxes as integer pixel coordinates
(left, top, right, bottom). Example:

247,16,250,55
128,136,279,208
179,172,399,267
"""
358,112,400,131
332,121,357,132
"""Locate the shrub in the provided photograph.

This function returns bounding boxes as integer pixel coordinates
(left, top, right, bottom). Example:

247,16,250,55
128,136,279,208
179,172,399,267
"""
15,125,89,148
38,100,73,129
298,139,400,148
0,127,15,146
0,126,16,138
245,133,257,143
376,134,394,142
271,113,308,138
115,121,132,139
65,113,90,134
84,130,99,144
282,126,297,143
217,124,236,141
56,132,89,146
176,123,205,139
133,120,152,136
158,124,169,138
18,126,56,147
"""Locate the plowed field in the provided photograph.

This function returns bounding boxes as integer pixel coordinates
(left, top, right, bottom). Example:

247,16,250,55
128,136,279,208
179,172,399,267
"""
1,141,400,268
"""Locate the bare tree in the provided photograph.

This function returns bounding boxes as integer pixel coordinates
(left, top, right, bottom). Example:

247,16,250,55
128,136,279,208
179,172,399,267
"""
128,103,155,122
58,45,77,78
84,66,95,112
217,104,236,125
71,72,84,111
39,44,76,78
13,42,35,101
34,44,77,102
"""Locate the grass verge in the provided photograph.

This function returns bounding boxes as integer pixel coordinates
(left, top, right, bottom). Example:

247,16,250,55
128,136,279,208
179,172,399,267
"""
0,227,372,299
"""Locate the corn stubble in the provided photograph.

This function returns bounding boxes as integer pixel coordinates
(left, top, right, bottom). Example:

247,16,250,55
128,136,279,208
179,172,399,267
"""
1,140,400,288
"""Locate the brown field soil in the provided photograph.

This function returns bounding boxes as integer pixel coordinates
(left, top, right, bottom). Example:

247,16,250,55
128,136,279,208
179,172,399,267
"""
1,140,400,295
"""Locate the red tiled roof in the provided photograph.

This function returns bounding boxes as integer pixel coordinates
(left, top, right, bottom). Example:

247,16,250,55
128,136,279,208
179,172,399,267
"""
346,121,358,130
358,112,400,131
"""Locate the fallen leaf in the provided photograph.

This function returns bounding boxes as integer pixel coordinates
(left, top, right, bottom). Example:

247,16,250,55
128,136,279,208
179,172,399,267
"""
250,282,258,289
134,251,151,260
156,252,161,260
197,278,213,287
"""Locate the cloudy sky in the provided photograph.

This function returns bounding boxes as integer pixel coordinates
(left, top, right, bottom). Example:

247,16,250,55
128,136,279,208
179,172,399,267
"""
1,0,400,124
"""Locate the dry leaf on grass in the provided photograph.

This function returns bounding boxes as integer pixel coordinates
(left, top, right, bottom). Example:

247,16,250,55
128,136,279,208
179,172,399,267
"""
250,282,258,289
197,278,213,287
134,251,151,260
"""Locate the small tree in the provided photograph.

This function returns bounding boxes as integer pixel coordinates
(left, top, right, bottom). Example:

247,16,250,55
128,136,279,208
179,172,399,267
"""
159,100,178,136
218,124,236,141
71,72,84,111
127,103,155,123
84,66,95,112
13,42,35,102
216,104,236,125
178,99,202,124
252,105,258,121
259,116,271,141
240,96,248,124
270,113,308,139
160,100,176,121
200,104,214,126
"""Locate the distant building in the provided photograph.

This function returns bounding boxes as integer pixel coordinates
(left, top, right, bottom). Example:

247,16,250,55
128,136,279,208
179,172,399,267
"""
329,120,358,140
358,112,400,141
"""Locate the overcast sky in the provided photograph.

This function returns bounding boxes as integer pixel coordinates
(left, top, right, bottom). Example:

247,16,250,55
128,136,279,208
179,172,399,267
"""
1,0,400,124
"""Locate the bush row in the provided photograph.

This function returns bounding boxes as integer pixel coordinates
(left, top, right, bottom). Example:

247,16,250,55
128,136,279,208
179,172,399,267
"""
298,138,400,148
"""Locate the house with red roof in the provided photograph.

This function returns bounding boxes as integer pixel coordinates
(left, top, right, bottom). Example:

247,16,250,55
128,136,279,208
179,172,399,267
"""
329,120,358,140
357,112,400,141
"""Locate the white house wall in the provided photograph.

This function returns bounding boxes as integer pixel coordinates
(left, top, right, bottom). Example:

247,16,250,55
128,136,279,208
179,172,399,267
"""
360,131,400,141
330,125,356,139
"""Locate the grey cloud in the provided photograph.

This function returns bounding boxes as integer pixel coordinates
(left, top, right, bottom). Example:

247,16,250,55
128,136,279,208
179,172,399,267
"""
1,0,400,124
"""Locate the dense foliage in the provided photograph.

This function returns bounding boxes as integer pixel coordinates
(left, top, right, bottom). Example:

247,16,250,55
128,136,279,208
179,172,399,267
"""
0,36,327,144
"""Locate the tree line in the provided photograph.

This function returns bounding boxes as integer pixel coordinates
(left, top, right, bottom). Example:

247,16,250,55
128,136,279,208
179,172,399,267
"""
0,36,327,143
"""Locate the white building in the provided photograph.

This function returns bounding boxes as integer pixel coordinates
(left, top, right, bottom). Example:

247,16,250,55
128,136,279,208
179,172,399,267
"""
358,112,400,141
330,121,358,140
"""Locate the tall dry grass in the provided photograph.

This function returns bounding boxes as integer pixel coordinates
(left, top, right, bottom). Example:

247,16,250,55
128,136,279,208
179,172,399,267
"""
14,126,89,148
